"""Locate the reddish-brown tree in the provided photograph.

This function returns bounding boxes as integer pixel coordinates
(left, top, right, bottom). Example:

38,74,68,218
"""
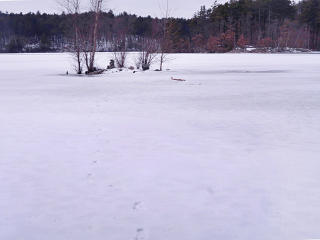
206,36,220,53
192,34,205,52
257,37,274,48
219,30,235,52
237,34,248,49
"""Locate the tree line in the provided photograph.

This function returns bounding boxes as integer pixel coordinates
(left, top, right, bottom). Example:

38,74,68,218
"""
0,0,320,55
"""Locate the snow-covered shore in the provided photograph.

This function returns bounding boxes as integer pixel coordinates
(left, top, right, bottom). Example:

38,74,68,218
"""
0,53,320,240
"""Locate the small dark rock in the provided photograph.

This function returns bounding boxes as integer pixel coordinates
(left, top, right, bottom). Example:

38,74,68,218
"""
107,59,115,69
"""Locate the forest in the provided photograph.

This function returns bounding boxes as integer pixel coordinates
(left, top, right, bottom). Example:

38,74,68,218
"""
0,0,320,53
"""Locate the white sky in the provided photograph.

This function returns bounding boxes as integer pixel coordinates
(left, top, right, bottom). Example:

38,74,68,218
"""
0,0,228,18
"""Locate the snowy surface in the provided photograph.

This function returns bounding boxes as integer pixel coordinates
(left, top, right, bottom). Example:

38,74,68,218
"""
0,53,320,240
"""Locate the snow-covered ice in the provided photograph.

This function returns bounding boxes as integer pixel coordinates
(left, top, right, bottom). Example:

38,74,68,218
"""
0,53,320,240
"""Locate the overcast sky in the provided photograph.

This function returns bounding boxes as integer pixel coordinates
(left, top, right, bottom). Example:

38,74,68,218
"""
0,0,229,18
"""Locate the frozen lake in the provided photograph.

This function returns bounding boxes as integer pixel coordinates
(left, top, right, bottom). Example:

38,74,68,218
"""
0,53,320,240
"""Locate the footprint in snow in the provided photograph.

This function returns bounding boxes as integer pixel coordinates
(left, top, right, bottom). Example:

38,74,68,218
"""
132,201,141,210
206,187,215,195
134,228,145,240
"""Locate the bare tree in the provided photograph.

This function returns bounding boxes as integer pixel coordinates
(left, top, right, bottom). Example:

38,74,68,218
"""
138,36,159,71
58,0,83,74
158,0,171,71
134,55,142,70
112,33,127,68
111,18,128,68
83,0,104,73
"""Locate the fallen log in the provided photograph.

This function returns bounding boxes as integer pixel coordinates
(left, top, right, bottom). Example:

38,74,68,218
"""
171,77,186,82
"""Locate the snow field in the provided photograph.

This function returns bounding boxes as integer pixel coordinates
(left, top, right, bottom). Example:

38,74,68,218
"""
0,53,320,240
